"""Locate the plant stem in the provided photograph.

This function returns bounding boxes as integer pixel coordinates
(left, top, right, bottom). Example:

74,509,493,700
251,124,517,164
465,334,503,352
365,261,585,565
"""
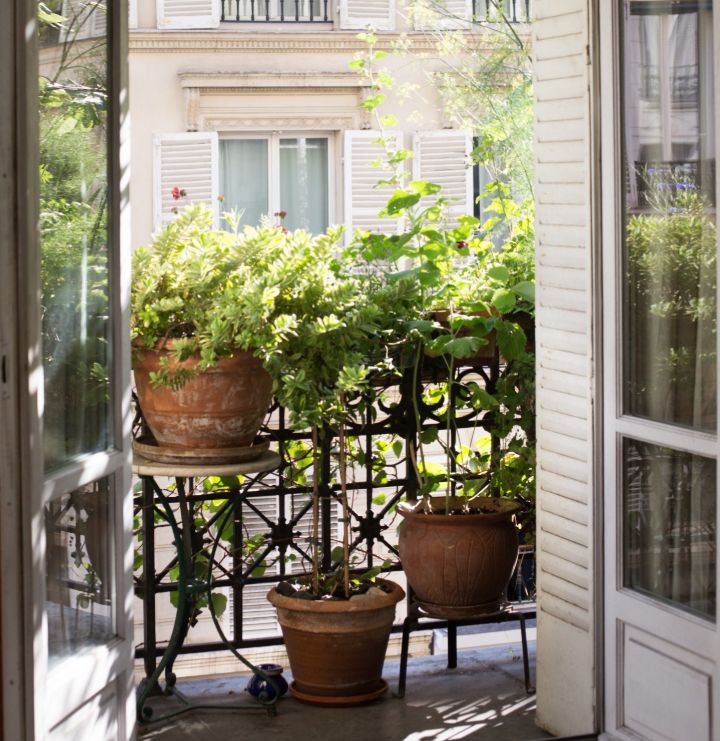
311,426,320,595
338,418,351,599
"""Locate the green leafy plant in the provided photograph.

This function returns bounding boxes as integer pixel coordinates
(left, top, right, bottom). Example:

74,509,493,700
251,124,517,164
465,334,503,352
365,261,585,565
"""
347,30,536,528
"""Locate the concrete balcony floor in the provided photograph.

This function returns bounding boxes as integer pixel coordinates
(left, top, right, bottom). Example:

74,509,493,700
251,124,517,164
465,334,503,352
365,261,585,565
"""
138,638,554,741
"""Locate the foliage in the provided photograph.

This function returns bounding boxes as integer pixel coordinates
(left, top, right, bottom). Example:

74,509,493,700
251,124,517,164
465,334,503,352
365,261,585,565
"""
405,0,534,200
347,30,536,524
131,204,418,431
38,0,110,469
625,187,717,428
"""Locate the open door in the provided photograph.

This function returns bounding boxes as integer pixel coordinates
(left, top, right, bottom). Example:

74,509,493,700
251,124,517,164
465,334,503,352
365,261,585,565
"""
1,0,133,738
601,2,719,739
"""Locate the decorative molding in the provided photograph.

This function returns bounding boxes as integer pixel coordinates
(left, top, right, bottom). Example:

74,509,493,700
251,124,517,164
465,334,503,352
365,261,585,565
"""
201,114,359,132
179,71,367,89
129,31,446,54
185,87,200,131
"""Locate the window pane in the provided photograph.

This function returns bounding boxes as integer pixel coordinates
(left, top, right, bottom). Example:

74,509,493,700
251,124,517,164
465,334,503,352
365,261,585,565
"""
39,0,112,470
280,137,329,234
623,438,716,619
46,479,116,664
622,1,716,431
220,139,269,227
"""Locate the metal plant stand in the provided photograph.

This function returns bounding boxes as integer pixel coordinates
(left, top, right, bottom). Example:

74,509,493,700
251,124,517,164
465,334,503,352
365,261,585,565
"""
396,598,537,698
134,451,282,724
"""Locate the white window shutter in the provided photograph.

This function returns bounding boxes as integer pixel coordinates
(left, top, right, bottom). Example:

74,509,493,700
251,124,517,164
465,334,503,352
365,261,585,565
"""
413,130,473,228
343,130,403,245
60,0,107,41
413,0,472,30
156,0,220,29
153,133,219,232
339,0,395,30
128,0,138,29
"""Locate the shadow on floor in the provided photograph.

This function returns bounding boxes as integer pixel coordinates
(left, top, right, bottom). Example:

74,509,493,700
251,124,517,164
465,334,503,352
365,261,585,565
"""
138,641,549,740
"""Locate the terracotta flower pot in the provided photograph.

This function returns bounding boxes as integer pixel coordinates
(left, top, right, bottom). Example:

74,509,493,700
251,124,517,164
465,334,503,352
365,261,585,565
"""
133,341,273,453
267,579,405,705
398,497,522,618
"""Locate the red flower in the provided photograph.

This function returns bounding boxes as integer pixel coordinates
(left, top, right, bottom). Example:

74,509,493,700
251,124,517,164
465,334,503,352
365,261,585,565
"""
456,240,468,250
171,186,187,201
274,210,288,219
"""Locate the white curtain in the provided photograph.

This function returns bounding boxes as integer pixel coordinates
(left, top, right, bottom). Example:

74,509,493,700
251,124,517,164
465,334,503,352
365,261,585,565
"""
219,139,269,228
279,137,329,234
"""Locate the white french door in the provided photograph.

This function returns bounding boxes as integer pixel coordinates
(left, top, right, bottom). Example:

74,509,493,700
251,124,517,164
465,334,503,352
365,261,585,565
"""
1,0,134,739
601,1,720,740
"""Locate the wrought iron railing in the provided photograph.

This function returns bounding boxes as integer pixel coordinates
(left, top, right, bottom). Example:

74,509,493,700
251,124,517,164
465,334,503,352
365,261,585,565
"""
133,346,535,670
220,0,331,23
219,0,532,24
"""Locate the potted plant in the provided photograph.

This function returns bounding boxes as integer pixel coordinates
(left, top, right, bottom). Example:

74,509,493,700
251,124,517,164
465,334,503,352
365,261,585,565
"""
258,239,425,705
131,203,366,462
346,165,536,618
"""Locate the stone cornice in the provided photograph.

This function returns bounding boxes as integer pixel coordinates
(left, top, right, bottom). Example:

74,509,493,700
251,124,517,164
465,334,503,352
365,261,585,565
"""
178,71,366,89
129,30,446,54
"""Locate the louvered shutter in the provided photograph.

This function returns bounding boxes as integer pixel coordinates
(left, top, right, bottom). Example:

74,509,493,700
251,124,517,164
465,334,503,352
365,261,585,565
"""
339,0,395,30
128,0,138,29
60,0,107,41
343,130,403,245
153,133,219,232
412,130,473,228
413,0,472,30
156,0,220,29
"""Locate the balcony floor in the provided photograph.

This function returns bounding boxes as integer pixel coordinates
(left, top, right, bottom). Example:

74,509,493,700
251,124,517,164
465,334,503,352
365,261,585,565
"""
138,639,553,740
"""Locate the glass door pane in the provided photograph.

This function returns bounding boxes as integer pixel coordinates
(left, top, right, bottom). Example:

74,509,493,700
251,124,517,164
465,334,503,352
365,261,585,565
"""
219,139,269,227
39,0,112,471
623,438,716,619
46,477,117,663
279,137,329,234
622,0,716,431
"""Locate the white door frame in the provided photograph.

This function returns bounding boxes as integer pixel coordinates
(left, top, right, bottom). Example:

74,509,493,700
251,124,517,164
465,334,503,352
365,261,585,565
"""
5,0,134,738
599,2,720,739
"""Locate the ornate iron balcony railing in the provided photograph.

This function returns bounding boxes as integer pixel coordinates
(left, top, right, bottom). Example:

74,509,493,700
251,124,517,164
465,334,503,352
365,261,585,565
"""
219,0,532,24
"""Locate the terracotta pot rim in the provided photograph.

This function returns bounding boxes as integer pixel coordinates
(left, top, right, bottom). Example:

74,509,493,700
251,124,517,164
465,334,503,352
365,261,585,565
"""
398,497,522,522
266,578,405,614
132,341,262,369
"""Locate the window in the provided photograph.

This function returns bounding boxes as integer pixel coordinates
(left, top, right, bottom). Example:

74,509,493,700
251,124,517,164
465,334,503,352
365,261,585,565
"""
219,134,330,234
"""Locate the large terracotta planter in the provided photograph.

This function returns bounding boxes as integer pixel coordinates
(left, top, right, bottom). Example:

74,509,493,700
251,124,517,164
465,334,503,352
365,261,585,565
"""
398,497,521,618
267,579,405,705
133,342,273,453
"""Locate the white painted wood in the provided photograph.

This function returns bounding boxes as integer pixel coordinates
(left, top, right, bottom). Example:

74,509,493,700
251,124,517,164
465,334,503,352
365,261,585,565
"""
156,0,220,29
598,2,720,740
342,130,402,245
534,1,597,732
339,0,395,30
412,0,472,30
60,0,108,42
128,0,138,29
153,132,219,231
622,626,713,741
28,0,135,736
412,130,473,228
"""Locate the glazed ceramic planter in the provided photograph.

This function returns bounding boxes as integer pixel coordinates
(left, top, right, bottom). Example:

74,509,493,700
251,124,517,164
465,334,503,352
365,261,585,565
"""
267,579,405,705
398,497,522,618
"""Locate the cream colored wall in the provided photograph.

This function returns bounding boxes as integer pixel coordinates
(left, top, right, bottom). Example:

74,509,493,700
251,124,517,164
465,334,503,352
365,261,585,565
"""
129,8,478,249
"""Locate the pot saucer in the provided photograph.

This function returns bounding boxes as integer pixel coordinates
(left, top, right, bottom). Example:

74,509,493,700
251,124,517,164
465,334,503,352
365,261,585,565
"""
289,679,388,706
132,435,270,465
